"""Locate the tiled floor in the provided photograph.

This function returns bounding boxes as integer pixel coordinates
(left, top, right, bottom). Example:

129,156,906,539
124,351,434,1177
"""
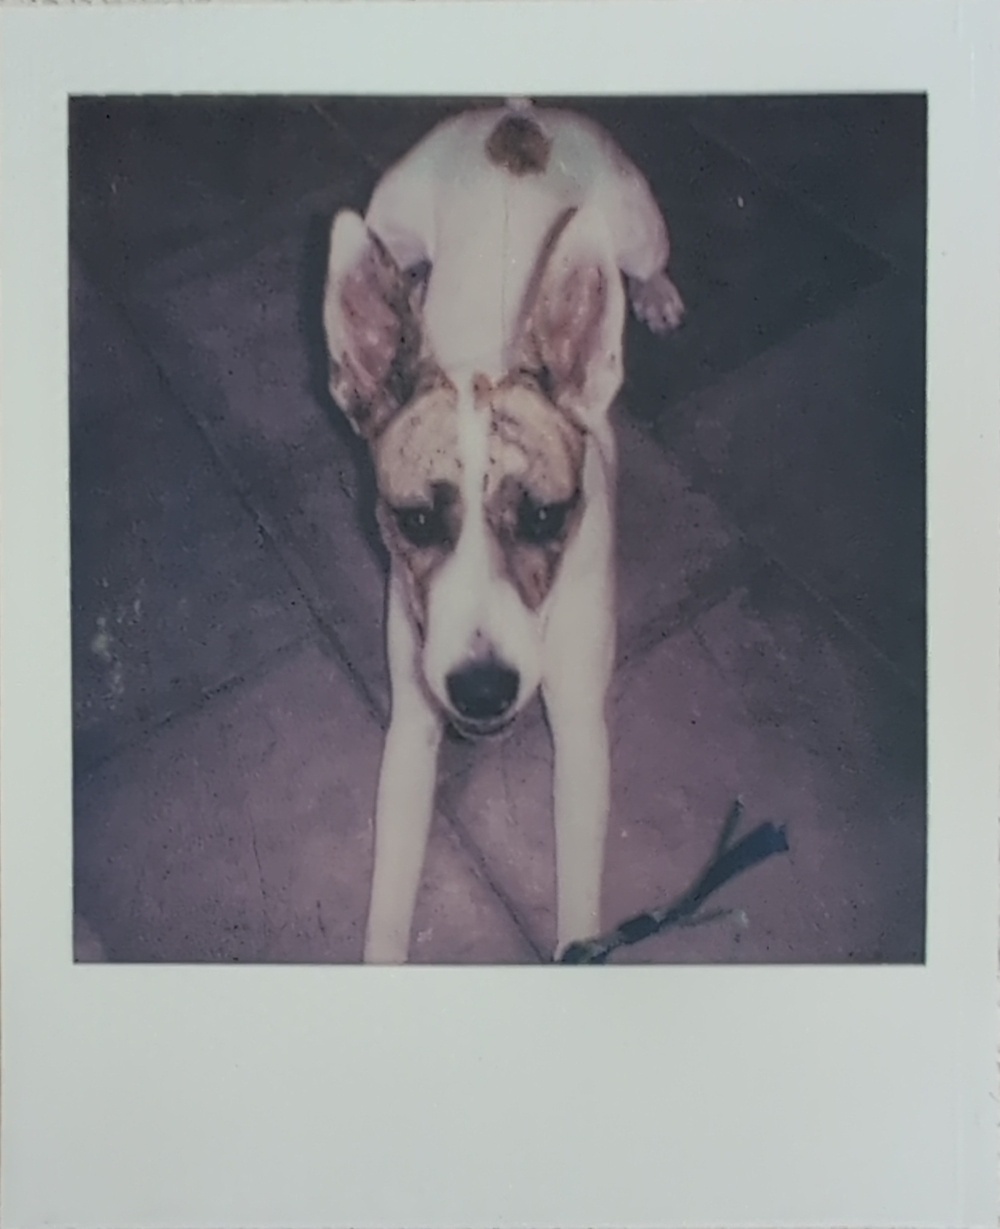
71,95,926,964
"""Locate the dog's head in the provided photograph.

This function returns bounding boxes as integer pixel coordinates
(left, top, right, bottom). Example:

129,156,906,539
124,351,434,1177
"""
323,208,625,737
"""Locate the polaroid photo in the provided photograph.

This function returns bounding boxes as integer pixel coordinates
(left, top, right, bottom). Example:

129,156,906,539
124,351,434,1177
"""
1,2,997,1227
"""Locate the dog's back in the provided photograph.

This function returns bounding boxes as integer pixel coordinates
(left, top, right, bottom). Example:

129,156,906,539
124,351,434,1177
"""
366,101,647,377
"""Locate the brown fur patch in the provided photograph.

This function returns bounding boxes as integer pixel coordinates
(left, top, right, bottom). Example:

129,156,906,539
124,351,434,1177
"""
485,114,551,176
374,373,587,623
373,380,460,502
376,487,461,633
372,381,462,631
490,474,582,610
483,379,586,609
487,379,585,502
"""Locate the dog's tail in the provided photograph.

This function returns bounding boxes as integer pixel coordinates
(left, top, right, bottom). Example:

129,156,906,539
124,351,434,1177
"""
486,97,551,176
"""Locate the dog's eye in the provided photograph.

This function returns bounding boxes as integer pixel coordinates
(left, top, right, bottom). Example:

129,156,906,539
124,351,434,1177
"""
516,495,574,546
393,504,449,549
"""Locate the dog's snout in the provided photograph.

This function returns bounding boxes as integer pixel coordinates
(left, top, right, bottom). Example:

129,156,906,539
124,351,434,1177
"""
446,661,519,722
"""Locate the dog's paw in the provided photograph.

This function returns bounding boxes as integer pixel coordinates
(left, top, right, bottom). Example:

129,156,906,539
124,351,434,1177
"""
629,270,686,334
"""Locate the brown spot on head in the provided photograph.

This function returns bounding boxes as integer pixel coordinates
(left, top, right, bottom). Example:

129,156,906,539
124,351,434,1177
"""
472,373,494,406
372,378,463,631
487,378,584,501
373,376,459,500
485,114,551,176
483,377,586,610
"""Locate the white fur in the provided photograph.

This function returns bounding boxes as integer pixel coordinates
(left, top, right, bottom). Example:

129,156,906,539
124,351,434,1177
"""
417,375,542,717
333,102,683,962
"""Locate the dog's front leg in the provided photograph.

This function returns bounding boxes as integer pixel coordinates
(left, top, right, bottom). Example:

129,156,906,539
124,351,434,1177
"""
543,585,615,960
363,578,443,964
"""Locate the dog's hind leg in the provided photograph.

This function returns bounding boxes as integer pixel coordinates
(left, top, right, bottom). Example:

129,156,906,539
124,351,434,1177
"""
627,268,686,334
363,579,443,964
597,151,686,333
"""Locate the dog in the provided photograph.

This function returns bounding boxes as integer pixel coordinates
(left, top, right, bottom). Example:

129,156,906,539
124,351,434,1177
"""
323,98,684,963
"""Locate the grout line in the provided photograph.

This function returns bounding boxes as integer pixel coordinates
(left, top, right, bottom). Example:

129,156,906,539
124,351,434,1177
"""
74,629,318,784
439,812,547,964
685,113,917,281
309,102,387,176
635,407,926,703
749,544,926,704
618,549,762,671
128,184,354,295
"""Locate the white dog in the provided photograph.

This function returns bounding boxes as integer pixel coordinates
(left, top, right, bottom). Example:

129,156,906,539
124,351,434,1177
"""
323,99,684,962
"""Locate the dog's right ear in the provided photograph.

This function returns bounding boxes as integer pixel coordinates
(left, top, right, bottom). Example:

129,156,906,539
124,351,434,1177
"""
323,210,421,439
513,206,627,435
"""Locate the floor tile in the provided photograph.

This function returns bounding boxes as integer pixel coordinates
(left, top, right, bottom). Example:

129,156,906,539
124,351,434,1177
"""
74,639,531,963
615,414,750,656
70,97,373,285
684,94,927,273
122,231,392,716
650,566,926,963
70,259,313,772
650,274,925,688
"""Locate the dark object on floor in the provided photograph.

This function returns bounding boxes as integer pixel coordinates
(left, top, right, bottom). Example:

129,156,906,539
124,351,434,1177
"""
558,799,790,964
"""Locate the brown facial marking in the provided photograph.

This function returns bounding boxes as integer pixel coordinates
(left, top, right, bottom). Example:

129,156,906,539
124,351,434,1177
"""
373,379,460,502
372,380,462,632
377,482,462,633
488,379,584,499
484,379,586,610
485,114,551,176
490,475,582,610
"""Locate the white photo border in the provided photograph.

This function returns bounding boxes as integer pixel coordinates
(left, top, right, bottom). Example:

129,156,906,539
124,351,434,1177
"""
1,2,997,1227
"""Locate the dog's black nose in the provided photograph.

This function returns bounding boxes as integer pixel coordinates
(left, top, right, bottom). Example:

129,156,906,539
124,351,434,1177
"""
446,661,519,723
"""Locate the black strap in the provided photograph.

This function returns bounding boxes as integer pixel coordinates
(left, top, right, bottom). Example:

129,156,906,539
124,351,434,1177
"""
558,800,789,964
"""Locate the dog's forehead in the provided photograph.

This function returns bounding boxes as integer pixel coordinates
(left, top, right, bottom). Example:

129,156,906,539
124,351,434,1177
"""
373,374,585,510
374,383,461,501
486,381,584,499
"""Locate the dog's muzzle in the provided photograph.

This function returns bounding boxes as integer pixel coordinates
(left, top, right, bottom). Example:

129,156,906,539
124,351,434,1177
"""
445,660,519,736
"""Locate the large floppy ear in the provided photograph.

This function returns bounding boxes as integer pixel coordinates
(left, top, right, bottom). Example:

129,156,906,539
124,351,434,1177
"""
323,210,422,439
513,206,627,432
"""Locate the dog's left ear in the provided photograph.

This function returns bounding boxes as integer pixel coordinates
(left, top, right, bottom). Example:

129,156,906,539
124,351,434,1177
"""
323,209,422,439
514,207,627,432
